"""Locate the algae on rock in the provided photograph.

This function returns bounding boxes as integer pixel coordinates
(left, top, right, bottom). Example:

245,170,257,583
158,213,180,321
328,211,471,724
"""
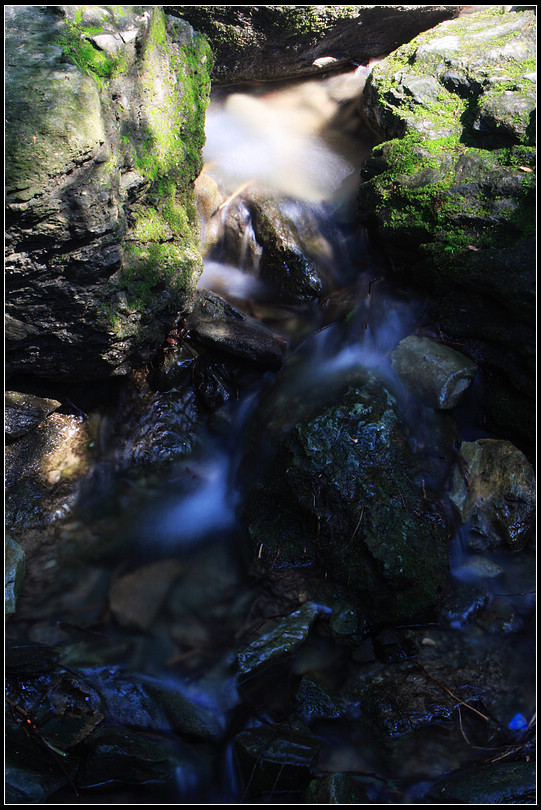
5,5,212,380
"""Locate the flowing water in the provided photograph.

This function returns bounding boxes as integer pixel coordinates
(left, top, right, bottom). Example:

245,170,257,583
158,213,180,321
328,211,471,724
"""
9,68,535,805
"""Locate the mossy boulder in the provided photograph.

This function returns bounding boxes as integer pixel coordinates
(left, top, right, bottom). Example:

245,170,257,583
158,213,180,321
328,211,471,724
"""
357,7,536,446
165,6,461,85
5,6,212,381
240,366,454,630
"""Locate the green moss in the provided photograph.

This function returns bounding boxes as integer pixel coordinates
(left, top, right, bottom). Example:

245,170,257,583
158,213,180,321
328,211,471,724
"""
103,8,211,334
54,15,129,89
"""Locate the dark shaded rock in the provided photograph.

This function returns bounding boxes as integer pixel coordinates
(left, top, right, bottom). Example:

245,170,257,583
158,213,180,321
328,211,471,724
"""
240,366,454,629
304,772,374,804
234,724,321,798
5,536,26,618
5,391,61,440
85,669,225,741
76,727,174,789
186,289,287,369
5,6,211,381
166,6,462,85
428,760,537,804
295,676,343,721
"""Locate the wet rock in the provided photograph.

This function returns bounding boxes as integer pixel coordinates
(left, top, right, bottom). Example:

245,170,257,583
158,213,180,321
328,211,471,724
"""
234,724,320,798
5,6,211,380
87,669,225,741
5,756,78,804
235,601,320,681
109,559,184,630
295,676,343,721
167,6,461,85
5,391,61,440
247,196,327,300
241,367,453,629
475,597,524,636
373,628,418,664
186,289,287,369
449,439,536,551
453,554,504,581
428,760,537,804
390,336,477,410
5,535,26,618
5,411,92,529
194,171,227,255
76,727,175,789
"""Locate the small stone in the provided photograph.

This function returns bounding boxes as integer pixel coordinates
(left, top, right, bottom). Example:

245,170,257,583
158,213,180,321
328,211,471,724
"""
390,335,477,410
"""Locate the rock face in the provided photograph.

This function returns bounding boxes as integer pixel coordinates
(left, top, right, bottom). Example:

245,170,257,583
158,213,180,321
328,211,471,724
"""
5,6,212,381
165,6,462,85
357,7,536,446
240,366,454,629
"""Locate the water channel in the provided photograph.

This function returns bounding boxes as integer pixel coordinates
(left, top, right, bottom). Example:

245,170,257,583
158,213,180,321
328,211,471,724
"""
7,67,536,804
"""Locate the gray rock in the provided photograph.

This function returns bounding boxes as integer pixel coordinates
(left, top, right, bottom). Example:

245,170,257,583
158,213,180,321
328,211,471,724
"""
109,559,184,630
449,439,536,551
5,391,61,439
391,335,478,410
5,411,91,529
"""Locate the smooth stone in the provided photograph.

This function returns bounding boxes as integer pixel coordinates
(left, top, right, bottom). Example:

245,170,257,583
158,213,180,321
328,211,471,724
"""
390,335,477,409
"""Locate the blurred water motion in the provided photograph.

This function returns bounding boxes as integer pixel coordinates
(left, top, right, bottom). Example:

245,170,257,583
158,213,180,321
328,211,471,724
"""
204,66,376,204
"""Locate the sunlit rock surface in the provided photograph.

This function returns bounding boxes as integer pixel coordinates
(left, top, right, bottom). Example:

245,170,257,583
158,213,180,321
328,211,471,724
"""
5,6,211,380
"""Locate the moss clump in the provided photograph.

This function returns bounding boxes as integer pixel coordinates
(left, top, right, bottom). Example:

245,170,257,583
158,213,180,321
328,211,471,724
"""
54,11,130,89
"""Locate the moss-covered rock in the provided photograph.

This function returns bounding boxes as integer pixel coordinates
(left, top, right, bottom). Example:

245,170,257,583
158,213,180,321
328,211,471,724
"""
5,6,212,381
357,7,536,446
165,6,462,85
240,367,454,630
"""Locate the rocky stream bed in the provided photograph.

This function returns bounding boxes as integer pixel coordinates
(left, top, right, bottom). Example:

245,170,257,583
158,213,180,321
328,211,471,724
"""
5,5,536,805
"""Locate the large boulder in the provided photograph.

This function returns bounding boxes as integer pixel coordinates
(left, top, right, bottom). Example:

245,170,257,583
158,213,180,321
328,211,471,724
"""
5,6,212,381
165,6,462,85
239,364,455,630
356,7,536,446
